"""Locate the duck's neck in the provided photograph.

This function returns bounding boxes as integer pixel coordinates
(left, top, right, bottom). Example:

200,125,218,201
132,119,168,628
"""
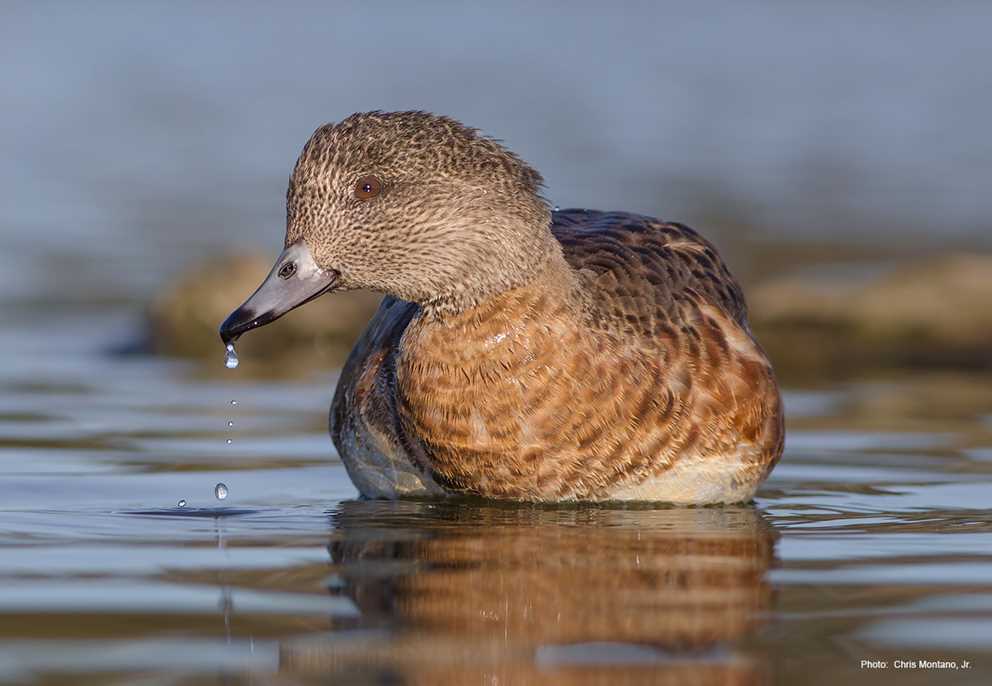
420,221,574,321
400,247,584,387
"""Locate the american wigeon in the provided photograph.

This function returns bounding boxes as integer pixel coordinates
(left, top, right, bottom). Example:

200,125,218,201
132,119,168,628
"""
220,111,784,503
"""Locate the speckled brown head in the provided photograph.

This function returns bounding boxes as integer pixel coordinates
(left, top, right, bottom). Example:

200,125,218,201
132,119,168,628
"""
220,111,556,345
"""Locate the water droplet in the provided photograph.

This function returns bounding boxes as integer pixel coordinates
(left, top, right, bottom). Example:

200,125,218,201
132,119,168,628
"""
230,400,238,406
214,482,229,500
225,438,232,445
553,205,560,212
224,343,239,369
227,420,234,428
177,499,186,508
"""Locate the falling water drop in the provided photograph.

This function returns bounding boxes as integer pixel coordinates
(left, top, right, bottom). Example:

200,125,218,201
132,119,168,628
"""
225,438,232,445
177,499,187,508
227,421,234,428
214,482,229,500
230,400,238,406
553,205,560,212
224,343,239,369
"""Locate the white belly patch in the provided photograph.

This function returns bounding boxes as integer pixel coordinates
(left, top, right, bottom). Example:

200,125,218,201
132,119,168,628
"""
608,451,758,504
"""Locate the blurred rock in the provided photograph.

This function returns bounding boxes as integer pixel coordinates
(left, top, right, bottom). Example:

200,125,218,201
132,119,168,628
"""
152,251,992,381
148,252,381,370
750,253,992,382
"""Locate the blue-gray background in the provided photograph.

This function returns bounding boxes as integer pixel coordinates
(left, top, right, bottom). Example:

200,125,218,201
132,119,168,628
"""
1,1,989,313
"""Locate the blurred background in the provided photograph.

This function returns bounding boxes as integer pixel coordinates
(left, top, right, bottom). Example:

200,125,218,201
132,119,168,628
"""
2,0,990,380
2,3,992,684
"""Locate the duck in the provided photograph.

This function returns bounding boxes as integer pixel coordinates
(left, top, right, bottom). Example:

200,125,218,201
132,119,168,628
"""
219,111,784,503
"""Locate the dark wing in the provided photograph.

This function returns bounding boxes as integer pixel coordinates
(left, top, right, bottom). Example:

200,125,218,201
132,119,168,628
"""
330,295,421,463
551,209,749,339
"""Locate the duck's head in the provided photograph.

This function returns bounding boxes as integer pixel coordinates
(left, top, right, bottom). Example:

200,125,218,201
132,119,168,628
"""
220,111,551,346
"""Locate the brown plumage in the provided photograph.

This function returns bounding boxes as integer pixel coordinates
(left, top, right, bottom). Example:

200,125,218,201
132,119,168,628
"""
227,110,784,503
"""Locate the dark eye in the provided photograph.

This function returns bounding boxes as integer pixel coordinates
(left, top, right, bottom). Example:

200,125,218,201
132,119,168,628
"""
354,175,382,200
278,261,297,279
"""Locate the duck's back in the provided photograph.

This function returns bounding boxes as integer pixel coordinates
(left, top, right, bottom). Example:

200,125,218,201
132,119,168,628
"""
331,209,783,502
551,209,749,343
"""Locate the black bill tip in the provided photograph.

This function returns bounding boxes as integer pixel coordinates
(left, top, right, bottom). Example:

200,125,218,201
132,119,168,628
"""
219,306,278,347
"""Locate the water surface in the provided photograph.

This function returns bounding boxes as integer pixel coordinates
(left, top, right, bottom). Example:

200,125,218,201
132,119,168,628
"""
1,312,990,684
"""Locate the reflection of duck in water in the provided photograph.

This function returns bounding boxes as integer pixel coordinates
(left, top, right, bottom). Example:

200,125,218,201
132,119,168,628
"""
283,500,778,683
221,111,784,504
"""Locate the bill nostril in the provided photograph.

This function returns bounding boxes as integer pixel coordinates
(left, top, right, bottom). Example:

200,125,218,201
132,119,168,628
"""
278,262,297,279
